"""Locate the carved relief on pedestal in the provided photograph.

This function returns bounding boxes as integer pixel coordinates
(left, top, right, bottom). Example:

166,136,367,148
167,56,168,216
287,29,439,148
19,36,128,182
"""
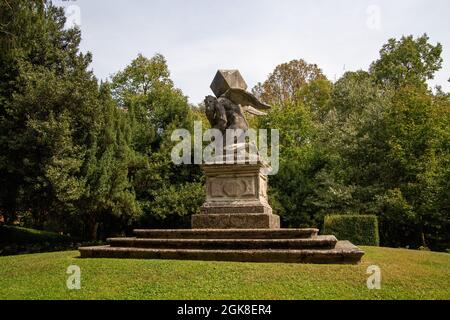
208,176,257,199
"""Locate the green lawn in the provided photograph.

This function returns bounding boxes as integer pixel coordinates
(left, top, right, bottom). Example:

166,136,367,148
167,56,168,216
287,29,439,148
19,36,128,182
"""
0,246,448,300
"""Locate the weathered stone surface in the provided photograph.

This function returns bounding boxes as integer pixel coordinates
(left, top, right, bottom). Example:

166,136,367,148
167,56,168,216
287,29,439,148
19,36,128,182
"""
133,228,319,239
192,213,280,229
108,235,337,250
206,70,270,133
203,163,269,203
200,204,272,214
79,240,364,264
198,162,279,229
79,228,364,264
210,70,248,98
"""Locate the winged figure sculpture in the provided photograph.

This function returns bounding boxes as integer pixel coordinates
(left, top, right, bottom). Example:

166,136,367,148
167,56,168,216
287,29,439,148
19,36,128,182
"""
205,70,271,133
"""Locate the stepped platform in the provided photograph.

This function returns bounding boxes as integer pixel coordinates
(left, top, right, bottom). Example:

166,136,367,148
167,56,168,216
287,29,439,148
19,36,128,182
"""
79,229,364,264
133,228,318,239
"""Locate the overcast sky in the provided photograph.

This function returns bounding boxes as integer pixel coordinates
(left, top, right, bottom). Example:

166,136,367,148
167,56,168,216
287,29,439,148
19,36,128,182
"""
55,0,450,104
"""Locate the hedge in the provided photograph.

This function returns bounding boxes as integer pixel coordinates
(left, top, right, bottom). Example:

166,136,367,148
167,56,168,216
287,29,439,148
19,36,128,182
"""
0,225,74,256
323,215,380,246
0,225,72,245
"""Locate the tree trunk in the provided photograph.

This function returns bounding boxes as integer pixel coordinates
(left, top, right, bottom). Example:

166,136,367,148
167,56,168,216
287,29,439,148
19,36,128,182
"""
421,229,427,248
87,216,99,241
419,222,427,248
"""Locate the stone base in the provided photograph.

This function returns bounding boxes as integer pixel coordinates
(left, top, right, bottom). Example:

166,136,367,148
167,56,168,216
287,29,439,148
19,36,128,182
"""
79,228,365,264
133,228,319,239
192,213,280,229
200,203,272,215
199,161,275,229
79,239,364,264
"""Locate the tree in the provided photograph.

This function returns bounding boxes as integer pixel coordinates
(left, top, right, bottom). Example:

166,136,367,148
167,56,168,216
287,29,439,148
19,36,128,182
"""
378,85,449,249
110,54,204,228
256,98,327,227
318,72,449,250
252,59,325,106
111,53,172,108
0,0,98,227
254,34,448,250
370,34,443,89
331,70,387,119
77,84,141,240
0,1,141,240
298,78,333,121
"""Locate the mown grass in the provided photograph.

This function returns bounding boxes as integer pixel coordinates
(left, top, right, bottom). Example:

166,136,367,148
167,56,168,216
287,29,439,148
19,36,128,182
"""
0,246,448,300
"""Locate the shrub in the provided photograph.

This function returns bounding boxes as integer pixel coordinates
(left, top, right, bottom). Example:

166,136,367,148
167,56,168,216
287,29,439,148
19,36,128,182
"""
0,225,77,256
0,225,72,245
323,215,380,246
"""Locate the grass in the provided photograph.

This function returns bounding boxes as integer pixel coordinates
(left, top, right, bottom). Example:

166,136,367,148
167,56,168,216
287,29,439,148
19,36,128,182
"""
0,246,449,300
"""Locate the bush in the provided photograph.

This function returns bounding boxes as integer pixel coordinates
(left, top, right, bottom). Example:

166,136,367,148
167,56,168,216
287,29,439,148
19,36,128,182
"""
323,215,380,246
0,225,72,245
0,225,80,256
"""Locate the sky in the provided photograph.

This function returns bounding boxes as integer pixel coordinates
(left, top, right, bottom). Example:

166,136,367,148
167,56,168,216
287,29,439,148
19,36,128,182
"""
55,0,450,104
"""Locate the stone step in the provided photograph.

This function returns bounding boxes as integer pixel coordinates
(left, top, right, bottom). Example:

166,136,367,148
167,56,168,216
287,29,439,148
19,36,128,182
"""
133,228,319,239
107,235,337,250
79,241,364,264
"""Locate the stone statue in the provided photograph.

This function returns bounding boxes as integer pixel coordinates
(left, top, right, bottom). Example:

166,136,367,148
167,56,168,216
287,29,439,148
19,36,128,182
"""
192,71,279,229
205,70,271,134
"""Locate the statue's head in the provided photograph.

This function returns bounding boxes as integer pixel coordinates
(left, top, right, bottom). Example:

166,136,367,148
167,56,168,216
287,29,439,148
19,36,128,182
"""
204,95,217,108
204,95,219,127
204,95,217,116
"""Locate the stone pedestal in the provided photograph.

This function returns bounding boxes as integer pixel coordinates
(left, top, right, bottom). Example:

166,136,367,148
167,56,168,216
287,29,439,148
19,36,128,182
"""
191,162,280,229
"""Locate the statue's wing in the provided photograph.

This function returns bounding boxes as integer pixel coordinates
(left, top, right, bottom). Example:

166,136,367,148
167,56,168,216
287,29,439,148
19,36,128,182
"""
223,88,271,110
242,106,267,116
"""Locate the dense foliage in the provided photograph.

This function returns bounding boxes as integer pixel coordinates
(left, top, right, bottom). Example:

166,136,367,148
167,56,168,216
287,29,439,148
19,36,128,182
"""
0,225,77,256
254,37,449,251
323,215,380,246
0,2,448,251
0,225,71,245
0,1,202,239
